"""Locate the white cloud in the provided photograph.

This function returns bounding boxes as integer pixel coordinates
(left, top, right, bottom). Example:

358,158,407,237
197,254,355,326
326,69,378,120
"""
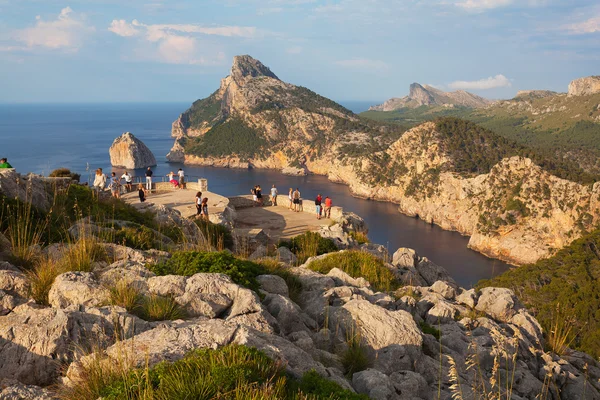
448,74,512,90
108,19,251,65
109,19,140,37
286,46,302,54
454,0,513,10
563,15,600,34
335,58,389,70
14,7,93,51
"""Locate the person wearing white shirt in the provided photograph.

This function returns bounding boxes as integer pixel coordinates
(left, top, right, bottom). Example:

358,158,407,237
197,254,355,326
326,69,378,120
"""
120,171,132,192
270,185,278,206
178,168,185,190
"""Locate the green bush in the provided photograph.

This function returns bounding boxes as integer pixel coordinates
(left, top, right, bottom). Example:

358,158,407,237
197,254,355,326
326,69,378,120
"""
149,251,265,292
66,345,364,400
109,225,159,250
307,251,401,292
49,168,81,182
479,228,600,358
279,231,338,264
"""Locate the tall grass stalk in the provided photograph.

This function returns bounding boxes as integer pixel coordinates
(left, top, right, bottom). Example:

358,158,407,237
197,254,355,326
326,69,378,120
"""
2,197,48,268
341,324,370,377
27,256,61,305
547,303,578,356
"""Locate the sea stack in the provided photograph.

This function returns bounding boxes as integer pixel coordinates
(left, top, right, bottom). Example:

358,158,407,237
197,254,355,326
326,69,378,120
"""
109,132,156,169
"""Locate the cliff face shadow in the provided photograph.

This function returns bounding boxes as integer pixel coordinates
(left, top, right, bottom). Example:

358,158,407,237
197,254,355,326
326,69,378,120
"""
0,336,60,387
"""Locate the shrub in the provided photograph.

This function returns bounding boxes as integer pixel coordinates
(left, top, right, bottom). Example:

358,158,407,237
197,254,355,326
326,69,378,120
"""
279,232,338,264
194,219,233,250
108,281,144,313
61,238,106,272
348,231,369,245
340,328,371,377
149,251,265,292
27,257,61,305
307,251,401,292
109,225,159,250
49,168,81,182
138,294,186,322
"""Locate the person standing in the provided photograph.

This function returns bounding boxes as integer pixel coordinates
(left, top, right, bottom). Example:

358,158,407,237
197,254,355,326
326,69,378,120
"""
270,185,278,206
195,191,203,216
293,188,301,212
315,194,323,219
167,171,178,188
0,158,13,168
120,171,133,192
108,172,121,198
324,196,332,219
138,183,146,202
178,168,185,189
201,197,209,221
93,168,107,193
251,186,258,205
145,167,153,192
256,185,263,206
288,188,294,210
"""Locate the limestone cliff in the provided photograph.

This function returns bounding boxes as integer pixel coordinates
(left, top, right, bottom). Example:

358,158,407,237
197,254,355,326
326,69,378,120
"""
369,83,490,111
109,132,156,169
168,56,599,265
568,75,600,97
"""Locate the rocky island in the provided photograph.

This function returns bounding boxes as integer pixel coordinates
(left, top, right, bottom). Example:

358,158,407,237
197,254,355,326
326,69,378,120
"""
167,55,600,266
110,132,156,169
0,168,598,399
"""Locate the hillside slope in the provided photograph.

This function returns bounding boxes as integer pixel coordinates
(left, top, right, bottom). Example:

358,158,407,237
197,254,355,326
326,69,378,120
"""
167,56,600,265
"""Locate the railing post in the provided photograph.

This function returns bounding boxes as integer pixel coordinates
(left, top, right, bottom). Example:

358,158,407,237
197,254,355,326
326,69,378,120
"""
199,178,208,192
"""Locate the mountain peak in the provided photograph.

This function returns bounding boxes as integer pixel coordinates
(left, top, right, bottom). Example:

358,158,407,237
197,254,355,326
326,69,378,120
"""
231,55,279,84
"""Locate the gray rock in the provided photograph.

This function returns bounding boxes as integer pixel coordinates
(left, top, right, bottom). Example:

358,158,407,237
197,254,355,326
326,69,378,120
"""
257,274,289,297
0,290,25,316
415,257,455,286
0,378,54,400
392,247,418,268
455,288,478,308
327,267,370,288
359,243,390,261
276,247,297,265
0,170,52,211
430,280,458,300
262,293,315,335
248,245,267,260
48,271,109,309
475,287,520,321
147,275,186,297
352,368,396,400
389,370,429,399
0,267,29,298
109,132,156,169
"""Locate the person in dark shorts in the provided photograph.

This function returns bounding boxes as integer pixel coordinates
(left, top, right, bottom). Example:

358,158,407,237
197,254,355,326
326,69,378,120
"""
256,185,263,206
195,191,203,216
293,188,301,212
138,184,146,202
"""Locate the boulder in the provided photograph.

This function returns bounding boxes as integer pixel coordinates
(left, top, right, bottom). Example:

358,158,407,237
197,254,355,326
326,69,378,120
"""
430,280,458,300
392,247,418,268
262,294,315,335
475,287,520,321
281,166,307,176
455,288,478,308
0,263,29,298
257,274,289,297
48,271,110,309
327,268,370,288
248,245,267,260
109,132,156,169
276,247,297,265
0,290,26,316
389,370,429,399
0,379,54,400
352,369,396,400
0,170,51,211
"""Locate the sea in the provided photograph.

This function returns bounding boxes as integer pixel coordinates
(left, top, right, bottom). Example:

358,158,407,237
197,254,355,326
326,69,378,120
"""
0,102,510,287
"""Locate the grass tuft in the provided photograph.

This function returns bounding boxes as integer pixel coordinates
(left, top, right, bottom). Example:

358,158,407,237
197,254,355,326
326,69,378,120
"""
340,326,371,377
279,232,337,264
108,280,145,313
138,294,186,322
27,257,61,306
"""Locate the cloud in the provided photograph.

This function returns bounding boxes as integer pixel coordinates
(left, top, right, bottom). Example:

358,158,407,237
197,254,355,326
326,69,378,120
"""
448,74,512,90
13,7,93,51
108,19,253,65
454,0,513,10
335,58,389,70
563,15,600,34
109,20,140,37
286,46,302,54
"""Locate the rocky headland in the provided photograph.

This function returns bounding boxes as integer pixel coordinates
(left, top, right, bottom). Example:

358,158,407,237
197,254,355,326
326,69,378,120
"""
0,171,598,399
110,132,156,169
166,56,599,266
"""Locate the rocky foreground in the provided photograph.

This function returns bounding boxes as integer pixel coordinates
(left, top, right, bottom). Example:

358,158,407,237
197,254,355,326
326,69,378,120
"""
0,177,599,399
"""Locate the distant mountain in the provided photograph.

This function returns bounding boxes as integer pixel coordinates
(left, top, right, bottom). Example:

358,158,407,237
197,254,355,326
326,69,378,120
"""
368,83,490,111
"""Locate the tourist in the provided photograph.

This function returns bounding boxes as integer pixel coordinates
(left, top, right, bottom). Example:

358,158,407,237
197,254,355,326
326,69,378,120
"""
324,196,332,219
195,191,203,216
256,185,263,206
93,168,107,193
288,188,293,210
138,183,146,202
167,171,178,188
315,194,323,220
109,172,121,198
0,158,13,169
293,188,301,212
201,197,209,221
145,167,153,191
270,184,278,206
120,171,133,192
251,186,258,205
178,168,185,189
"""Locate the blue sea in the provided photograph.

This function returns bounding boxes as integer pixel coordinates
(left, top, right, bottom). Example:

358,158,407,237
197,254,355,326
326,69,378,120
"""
0,102,509,286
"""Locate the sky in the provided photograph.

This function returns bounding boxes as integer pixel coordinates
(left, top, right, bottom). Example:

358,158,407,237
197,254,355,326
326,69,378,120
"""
0,0,599,104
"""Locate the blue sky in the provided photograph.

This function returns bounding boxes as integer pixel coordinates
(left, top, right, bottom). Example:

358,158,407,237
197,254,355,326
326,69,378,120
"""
0,0,598,104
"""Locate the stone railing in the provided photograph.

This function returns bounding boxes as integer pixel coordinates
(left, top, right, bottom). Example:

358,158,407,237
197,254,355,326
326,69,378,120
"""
228,195,344,221
151,178,208,192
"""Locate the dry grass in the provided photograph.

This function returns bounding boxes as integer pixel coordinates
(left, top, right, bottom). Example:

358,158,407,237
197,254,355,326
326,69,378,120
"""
108,280,144,313
26,256,62,305
2,198,48,268
546,303,579,356
139,294,186,322
340,324,371,377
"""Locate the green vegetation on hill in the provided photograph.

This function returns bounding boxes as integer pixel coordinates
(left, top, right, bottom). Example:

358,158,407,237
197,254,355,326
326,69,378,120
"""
185,117,268,159
182,90,222,129
479,228,600,358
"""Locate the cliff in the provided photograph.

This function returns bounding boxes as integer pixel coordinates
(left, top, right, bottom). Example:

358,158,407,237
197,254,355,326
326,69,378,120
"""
369,83,490,111
168,56,599,265
568,75,600,97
